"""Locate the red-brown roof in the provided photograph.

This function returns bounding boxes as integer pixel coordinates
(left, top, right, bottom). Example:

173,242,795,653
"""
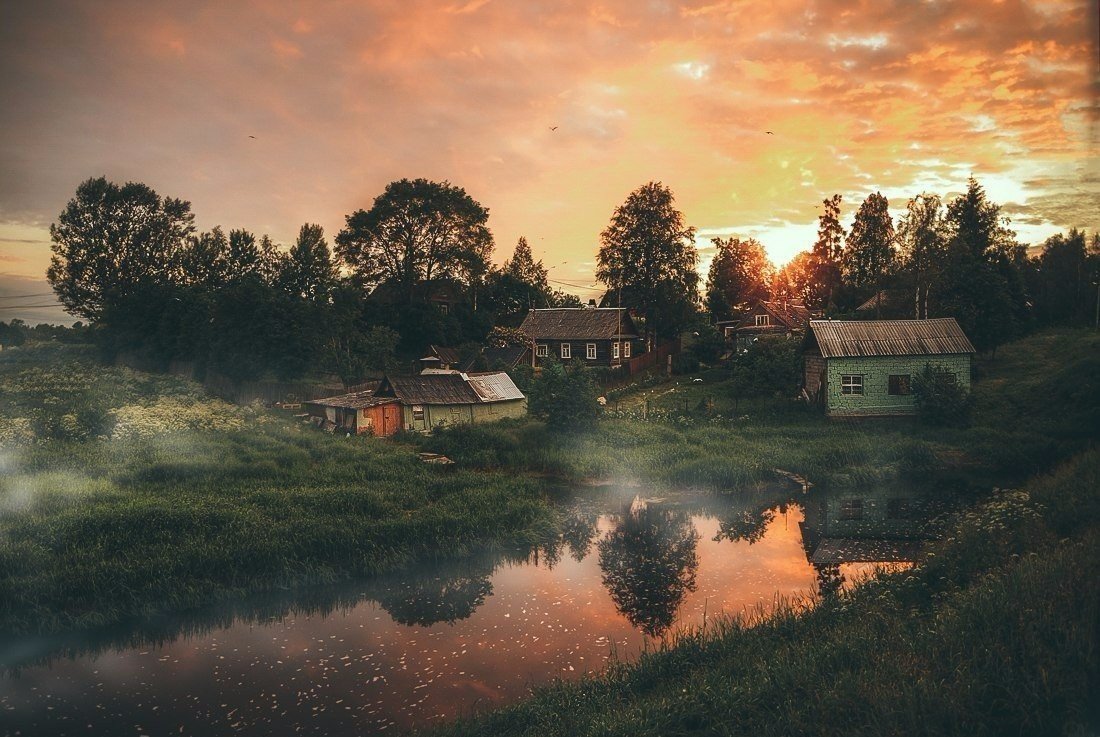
519,308,638,340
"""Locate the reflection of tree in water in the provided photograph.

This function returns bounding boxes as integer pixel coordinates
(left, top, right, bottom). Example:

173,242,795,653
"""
713,502,785,545
375,561,494,627
815,564,843,599
598,501,700,638
560,508,599,561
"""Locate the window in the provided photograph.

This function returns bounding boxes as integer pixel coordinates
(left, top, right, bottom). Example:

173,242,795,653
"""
623,341,631,358
412,405,425,421
755,314,769,327
841,374,863,395
586,343,597,360
839,498,863,520
612,342,620,359
888,374,911,395
560,343,571,359
535,344,548,357
437,303,448,315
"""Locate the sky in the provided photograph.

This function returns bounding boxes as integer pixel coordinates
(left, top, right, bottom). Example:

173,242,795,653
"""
1,0,1097,322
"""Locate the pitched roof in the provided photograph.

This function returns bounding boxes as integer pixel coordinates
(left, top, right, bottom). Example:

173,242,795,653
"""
808,318,975,358
305,391,399,410
377,371,524,405
735,301,811,331
478,345,529,370
420,345,463,365
519,308,638,340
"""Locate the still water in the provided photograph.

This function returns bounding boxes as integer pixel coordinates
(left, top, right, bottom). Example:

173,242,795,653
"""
0,487,943,736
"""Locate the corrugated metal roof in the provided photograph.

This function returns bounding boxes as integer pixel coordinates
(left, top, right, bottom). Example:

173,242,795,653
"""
305,391,399,410
467,372,525,402
809,318,975,358
519,308,638,340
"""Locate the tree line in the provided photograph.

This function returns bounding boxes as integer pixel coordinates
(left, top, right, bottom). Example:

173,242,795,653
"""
705,178,1099,353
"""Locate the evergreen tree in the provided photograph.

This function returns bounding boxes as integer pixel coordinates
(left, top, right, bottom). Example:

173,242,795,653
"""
808,194,845,310
279,223,338,301
842,192,895,312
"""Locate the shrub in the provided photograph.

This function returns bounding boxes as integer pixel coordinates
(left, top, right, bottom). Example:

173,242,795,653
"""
527,358,600,431
912,364,974,427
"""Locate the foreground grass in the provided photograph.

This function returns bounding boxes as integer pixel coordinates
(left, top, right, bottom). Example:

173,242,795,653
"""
421,329,1100,491
426,448,1100,737
0,347,556,634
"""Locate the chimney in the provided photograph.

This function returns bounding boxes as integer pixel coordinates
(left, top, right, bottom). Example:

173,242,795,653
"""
587,299,597,308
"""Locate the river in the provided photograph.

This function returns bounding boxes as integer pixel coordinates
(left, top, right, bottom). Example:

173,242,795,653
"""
0,485,948,736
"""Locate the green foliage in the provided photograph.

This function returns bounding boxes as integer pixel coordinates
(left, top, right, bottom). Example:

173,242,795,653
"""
596,182,699,342
704,237,774,321
526,359,601,431
728,335,802,398
912,363,973,427
841,191,895,308
808,194,845,309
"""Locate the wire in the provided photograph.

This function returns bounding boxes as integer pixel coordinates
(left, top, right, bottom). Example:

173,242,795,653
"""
0,292,56,299
0,304,64,309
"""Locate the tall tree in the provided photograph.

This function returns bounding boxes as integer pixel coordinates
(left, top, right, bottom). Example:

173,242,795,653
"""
771,250,815,306
842,192,896,312
1034,229,1091,325
335,178,493,300
47,177,195,319
279,223,338,301
486,237,553,321
807,194,845,310
897,194,948,319
596,182,698,346
940,177,1025,354
705,237,774,321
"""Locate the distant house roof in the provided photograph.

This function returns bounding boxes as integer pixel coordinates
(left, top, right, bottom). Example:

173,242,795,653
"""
518,308,638,340
734,301,811,332
376,371,524,405
807,318,976,358
479,345,529,370
419,345,463,366
305,391,398,410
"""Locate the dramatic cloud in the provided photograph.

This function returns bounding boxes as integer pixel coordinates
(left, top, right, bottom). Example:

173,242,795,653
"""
1,0,1097,299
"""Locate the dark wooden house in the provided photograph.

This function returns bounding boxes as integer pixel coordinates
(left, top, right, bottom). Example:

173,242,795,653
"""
518,307,641,368
419,344,529,373
719,300,811,353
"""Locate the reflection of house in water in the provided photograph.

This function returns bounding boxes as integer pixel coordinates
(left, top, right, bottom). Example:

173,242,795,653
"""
800,488,943,593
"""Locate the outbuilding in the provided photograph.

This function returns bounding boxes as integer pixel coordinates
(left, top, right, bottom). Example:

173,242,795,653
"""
803,318,975,417
304,391,404,436
374,371,527,432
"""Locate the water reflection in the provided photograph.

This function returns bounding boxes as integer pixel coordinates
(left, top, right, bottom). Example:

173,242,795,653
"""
799,487,951,594
375,557,496,627
598,498,700,638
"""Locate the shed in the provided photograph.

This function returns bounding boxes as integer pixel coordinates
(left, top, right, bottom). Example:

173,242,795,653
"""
304,391,403,437
803,318,975,416
375,371,527,432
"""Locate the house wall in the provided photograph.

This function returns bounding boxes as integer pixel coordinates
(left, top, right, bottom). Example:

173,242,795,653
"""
531,338,640,367
804,353,827,400
400,399,527,432
824,354,971,416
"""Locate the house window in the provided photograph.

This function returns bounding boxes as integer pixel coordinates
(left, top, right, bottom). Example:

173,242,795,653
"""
586,343,597,360
560,343,571,359
437,303,449,315
623,341,631,358
841,374,863,395
412,405,425,421
755,314,769,327
839,498,863,521
612,342,620,359
535,344,548,357
888,375,911,396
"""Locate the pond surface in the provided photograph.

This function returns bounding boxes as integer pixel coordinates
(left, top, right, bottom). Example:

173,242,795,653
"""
0,486,946,736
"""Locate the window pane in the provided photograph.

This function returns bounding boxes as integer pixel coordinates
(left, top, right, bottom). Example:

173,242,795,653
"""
888,375,911,395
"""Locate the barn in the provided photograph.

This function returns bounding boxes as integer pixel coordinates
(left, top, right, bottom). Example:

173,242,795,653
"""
803,318,975,417
303,391,404,436
374,371,527,432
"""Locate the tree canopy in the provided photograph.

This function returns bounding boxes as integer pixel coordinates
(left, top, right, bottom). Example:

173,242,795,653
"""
808,194,845,310
596,182,698,344
842,192,896,300
705,236,774,321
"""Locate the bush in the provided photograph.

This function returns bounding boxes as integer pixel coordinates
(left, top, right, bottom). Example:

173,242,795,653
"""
913,364,974,427
527,358,600,431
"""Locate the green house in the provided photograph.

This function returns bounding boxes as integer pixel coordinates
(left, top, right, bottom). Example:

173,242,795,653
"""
802,318,975,417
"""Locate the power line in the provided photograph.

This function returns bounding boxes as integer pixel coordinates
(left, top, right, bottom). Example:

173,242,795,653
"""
0,292,56,299
0,304,64,310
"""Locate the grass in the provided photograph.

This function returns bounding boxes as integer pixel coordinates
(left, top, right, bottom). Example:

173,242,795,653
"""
424,447,1100,737
0,344,558,634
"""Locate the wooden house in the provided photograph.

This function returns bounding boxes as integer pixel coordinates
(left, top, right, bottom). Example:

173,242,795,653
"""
304,391,404,437
419,344,529,373
719,300,811,353
803,318,975,417
374,371,527,432
518,307,641,368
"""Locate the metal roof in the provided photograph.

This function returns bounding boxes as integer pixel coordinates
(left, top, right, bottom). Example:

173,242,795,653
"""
305,391,399,410
808,318,975,358
518,308,638,340
467,372,525,402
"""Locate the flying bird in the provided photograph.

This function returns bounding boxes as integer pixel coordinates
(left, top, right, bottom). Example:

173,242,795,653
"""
549,126,558,131
248,135,256,139
765,131,773,135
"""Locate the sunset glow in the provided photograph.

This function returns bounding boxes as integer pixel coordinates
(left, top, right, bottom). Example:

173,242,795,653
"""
1,0,1097,305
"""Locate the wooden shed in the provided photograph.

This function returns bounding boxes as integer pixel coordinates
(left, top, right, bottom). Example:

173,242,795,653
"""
304,391,404,437
374,371,527,432
803,318,975,417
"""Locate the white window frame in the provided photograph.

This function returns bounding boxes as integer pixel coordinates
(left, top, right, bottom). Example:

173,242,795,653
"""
535,344,548,357
841,374,863,395
560,343,571,359
412,405,425,420
612,342,620,359
586,343,597,360
623,341,631,358
755,314,769,327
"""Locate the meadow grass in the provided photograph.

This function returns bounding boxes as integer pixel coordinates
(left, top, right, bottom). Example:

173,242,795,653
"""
0,346,557,634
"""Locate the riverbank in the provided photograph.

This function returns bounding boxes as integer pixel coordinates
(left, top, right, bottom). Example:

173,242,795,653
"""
427,446,1100,737
0,345,559,634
